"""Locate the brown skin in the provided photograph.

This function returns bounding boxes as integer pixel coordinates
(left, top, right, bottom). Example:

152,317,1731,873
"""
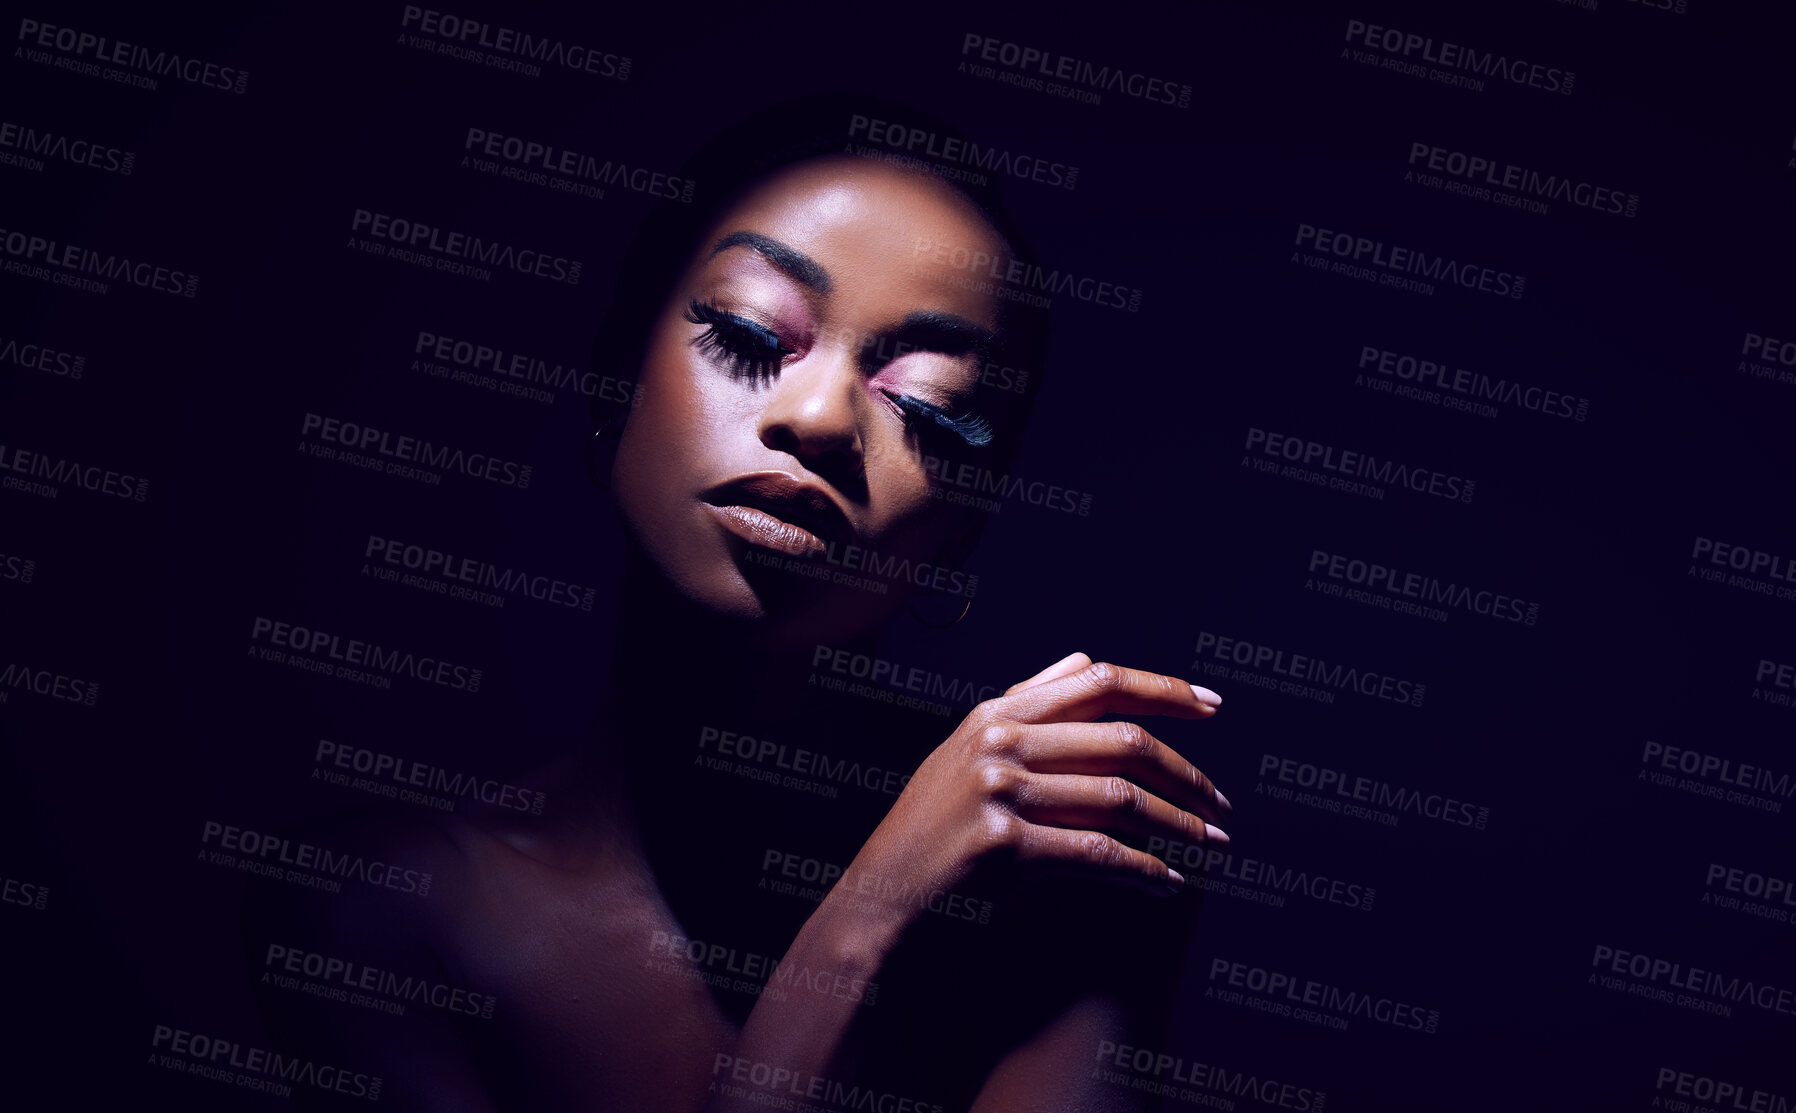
244,157,1228,1112
610,156,1014,648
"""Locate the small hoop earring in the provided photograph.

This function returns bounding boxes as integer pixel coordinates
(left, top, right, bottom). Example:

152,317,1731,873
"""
585,423,621,488
909,592,973,629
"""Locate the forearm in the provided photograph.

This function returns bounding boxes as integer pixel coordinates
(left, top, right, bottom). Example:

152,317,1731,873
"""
698,882,908,1113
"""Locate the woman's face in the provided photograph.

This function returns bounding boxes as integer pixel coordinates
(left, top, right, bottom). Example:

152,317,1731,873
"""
611,156,1008,647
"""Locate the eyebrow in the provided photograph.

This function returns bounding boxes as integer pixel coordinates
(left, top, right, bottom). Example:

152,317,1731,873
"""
709,231,833,294
882,311,995,360
708,230,997,361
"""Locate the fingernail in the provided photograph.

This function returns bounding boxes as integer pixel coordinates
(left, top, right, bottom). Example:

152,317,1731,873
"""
1167,867,1186,887
1190,684,1222,708
1215,788,1233,813
1206,824,1230,845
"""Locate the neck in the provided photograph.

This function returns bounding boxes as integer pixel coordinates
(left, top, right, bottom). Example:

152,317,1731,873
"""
592,550,879,790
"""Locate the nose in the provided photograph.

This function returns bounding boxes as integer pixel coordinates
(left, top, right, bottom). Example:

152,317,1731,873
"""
756,349,864,485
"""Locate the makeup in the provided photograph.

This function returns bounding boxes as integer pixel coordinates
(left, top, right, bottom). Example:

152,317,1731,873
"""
685,299,792,382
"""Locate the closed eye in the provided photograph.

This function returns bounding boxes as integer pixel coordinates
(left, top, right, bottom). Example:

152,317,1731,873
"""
880,388,994,448
685,299,792,385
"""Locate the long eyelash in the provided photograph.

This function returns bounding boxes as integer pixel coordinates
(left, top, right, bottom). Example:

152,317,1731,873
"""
684,299,792,383
882,389,995,448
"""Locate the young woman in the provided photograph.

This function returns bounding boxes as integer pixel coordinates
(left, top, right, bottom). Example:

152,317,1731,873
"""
244,93,1230,1113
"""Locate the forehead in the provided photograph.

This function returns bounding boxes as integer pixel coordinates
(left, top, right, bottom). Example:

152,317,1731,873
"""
699,157,1006,326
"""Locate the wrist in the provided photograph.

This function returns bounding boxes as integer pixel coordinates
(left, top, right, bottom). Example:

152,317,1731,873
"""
808,865,913,972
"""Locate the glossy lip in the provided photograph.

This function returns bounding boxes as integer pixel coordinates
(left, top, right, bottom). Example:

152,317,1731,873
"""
700,472,854,559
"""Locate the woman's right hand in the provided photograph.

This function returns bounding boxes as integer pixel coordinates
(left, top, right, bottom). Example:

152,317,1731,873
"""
828,652,1230,938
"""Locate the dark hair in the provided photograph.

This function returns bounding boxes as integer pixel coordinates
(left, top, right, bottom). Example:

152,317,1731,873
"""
587,90,1051,470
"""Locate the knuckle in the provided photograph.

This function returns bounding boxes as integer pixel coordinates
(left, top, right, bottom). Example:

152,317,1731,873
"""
1112,721,1150,757
1078,830,1119,869
1082,661,1123,692
1101,776,1142,814
975,760,1019,799
979,810,1022,851
975,722,1015,754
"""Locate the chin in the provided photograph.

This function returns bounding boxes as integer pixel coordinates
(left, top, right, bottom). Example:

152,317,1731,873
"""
714,570,898,650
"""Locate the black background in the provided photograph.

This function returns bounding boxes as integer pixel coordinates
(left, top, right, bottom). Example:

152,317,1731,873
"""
3,0,1792,1109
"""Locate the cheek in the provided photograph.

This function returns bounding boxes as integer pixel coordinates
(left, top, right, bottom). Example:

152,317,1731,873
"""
613,343,713,513
861,436,962,553
624,329,739,460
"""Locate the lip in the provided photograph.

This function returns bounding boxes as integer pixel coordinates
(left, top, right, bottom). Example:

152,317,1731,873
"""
700,473,854,559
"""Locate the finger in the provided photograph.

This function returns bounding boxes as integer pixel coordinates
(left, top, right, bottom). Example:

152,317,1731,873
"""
1012,773,1227,849
1004,651,1092,696
1010,721,1231,821
1013,820,1186,890
1002,661,1220,725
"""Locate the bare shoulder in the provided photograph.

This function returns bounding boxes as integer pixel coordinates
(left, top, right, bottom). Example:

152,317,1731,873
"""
237,803,482,974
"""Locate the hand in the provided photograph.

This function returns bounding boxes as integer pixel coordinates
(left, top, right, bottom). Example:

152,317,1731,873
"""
831,652,1229,936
